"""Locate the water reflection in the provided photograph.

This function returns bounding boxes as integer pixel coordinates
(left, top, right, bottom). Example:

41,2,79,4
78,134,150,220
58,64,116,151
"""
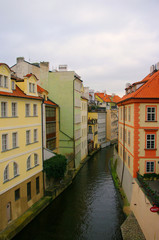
13,146,124,240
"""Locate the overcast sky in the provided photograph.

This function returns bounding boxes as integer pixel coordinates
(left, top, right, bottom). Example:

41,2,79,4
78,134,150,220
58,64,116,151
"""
1,0,159,96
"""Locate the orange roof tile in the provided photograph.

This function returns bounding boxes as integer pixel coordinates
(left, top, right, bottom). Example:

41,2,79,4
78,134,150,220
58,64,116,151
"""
37,85,48,94
0,86,42,100
118,71,159,104
44,99,57,106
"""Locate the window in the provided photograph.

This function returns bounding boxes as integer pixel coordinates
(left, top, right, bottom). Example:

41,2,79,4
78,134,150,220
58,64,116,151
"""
15,188,20,201
147,107,156,121
12,103,17,117
12,132,18,148
27,156,31,170
11,81,15,90
26,130,31,145
1,102,7,117
2,134,8,151
33,104,37,116
120,127,122,140
4,76,8,88
128,107,131,121
25,104,30,117
34,154,38,166
125,107,127,121
146,161,155,173
32,84,35,93
27,182,31,201
146,134,155,149
128,131,130,145
88,126,92,133
4,165,9,182
34,129,38,142
0,75,2,87
46,139,56,150
125,129,127,143
13,162,18,177
128,155,130,167
29,83,32,92
36,177,40,194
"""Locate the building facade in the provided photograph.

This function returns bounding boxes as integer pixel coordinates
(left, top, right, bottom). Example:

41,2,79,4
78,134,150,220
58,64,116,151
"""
0,64,43,232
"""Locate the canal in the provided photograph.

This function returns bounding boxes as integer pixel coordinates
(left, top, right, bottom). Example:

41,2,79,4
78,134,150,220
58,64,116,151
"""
13,146,125,240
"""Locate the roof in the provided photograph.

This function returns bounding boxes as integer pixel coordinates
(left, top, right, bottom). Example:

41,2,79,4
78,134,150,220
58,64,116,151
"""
24,73,39,81
118,70,159,104
95,92,121,103
0,85,42,100
37,85,48,94
44,99,57,106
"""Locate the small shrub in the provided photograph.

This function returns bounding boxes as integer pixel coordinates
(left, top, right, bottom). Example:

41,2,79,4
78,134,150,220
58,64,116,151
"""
44,154,67,180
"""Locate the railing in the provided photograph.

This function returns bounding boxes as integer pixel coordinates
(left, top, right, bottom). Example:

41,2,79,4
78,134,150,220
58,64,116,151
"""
137,172,159,206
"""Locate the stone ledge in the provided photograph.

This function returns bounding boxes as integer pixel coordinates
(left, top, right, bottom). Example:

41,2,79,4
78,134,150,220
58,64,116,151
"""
121,212,146,240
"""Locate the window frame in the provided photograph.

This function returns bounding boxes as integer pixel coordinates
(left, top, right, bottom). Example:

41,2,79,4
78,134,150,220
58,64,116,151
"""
4,165,9,182
146,106,156,122
27,156,31,170
12,132,18,149
4,76,8,88
15,188,20,201
13,162,18,177
12,102,17,117
146,134,155,149
2,134,8,151
25,104,30,117
26,130,31,145
146,161,155,173
33,104,37,116
1,102,7,117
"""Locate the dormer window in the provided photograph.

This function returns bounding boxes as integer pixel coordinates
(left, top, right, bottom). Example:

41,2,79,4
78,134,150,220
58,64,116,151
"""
29,83,36,93
11,81,15,90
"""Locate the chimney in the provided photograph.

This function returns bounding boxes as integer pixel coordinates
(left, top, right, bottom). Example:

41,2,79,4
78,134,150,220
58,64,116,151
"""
150,65,155,74
59,65,67,71
17,57,24,63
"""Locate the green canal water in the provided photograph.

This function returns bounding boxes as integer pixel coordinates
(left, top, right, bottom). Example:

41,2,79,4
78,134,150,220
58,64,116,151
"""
13,146,125,240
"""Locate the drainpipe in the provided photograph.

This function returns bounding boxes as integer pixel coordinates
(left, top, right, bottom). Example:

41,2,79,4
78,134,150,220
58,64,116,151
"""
121,104,125,187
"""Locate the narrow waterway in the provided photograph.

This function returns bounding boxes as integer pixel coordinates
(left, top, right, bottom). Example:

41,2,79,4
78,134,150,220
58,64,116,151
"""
13,146,125,240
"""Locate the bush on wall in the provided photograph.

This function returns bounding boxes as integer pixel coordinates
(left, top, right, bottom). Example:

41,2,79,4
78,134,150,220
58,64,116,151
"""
44,154,67,180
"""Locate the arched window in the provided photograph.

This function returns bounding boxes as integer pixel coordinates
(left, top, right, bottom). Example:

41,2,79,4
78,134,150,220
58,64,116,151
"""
27,156,31,170
13,162,18,177
4,165,9,182
34,154,38,166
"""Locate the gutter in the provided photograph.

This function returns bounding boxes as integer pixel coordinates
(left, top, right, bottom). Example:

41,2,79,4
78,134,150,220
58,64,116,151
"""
41,98,45,195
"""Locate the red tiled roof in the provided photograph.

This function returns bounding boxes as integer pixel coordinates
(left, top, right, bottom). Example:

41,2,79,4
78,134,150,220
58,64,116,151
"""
37,85,48,94
44,100,56,106
0,86,42,100
95,92,120,103
118,71,159,104
24,73,38,81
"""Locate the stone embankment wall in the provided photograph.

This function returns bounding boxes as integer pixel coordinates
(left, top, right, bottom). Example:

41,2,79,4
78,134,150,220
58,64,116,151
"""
131,180,159,240
113,146,133,203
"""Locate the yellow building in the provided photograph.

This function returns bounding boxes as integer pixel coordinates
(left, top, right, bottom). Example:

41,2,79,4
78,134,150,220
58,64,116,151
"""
88,112,98,152
0,64,43,232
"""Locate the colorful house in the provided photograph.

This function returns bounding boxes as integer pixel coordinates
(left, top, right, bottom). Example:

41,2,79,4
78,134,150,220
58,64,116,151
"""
95,92,120,142
0,64,43,232
117,66,159,201
81,85,88,161
37,85,59,158
88,112,98,152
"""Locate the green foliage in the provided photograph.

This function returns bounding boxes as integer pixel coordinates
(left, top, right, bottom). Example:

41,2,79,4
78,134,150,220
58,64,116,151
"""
44,154,67,180
143,173,159,179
